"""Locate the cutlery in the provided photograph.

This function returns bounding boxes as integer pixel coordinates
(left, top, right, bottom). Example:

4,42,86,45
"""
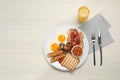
91,33,96,66
98,28,103,66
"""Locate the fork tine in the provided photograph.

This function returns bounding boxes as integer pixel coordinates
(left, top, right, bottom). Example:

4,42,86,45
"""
91,33,95,40
91,33,93,39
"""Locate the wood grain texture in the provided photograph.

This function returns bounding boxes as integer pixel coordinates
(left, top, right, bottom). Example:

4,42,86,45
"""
0,0,120,80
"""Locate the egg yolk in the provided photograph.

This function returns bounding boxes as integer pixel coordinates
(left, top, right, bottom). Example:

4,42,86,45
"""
58,35,66,42
51,43,59,51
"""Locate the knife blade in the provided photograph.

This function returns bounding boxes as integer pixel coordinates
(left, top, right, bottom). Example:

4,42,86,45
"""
98,28,103,66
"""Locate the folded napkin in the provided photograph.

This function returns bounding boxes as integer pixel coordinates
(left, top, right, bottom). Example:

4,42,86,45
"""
79,14,114,53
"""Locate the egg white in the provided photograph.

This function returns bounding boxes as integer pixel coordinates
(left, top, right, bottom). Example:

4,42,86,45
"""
48,31,67,52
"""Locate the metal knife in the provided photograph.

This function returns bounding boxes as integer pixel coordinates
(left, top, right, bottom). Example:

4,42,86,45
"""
98,28,103,66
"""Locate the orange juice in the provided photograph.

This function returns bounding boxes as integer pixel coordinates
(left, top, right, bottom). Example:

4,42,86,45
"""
78,6,90,23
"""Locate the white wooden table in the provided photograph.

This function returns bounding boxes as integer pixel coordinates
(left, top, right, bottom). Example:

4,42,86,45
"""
0,0,120,80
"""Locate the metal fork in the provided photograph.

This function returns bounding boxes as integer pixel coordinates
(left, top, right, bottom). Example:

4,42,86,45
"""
91,33,96,66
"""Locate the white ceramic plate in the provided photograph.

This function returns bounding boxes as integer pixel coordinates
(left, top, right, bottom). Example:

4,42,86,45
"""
43,25,89,71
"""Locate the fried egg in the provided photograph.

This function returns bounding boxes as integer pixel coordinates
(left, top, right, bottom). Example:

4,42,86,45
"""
58,34,66,42
51,43,59,51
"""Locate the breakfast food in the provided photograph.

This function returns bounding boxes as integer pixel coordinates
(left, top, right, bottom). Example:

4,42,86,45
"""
61,53,80,71
58,58,63,63
58,34,66,42
47,50,63,58
71,45,83,57
51,43,59,51
47,28,84,71
68,29,84,46
80,39,84,48
50,54,65,63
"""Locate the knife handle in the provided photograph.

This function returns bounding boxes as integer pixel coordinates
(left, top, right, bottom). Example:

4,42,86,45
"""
100,46,102,66
93,44,96,66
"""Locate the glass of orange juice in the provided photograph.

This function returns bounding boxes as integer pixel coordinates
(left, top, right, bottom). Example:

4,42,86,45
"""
78,6,90,23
